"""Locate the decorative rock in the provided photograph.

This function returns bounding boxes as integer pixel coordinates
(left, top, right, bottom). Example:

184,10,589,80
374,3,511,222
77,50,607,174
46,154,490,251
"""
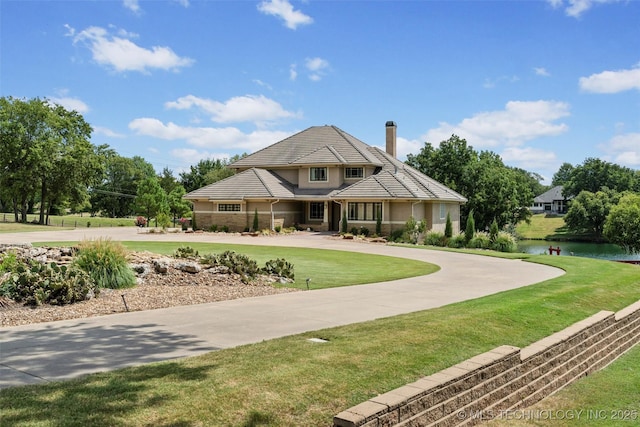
152,259,169,274
176,262,201,274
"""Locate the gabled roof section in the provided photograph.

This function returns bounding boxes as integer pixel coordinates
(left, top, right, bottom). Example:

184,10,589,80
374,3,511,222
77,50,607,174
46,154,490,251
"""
230,125,383,168
360,147,468,202
534,185,569,203
184,168,295,200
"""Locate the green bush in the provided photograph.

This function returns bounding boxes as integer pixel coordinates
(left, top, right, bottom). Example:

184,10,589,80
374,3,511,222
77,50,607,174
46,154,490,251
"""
388,229,406,243
263,258,295,280
202,251,261,282
209,224,218,232
444,212,453,238
274,225,281,233
424,231,446,246
73,239,136,289
468,231,491,249
0,251,21,273
447,233,466,248
2,261,97,306
491,231,518,253
174,246,199,259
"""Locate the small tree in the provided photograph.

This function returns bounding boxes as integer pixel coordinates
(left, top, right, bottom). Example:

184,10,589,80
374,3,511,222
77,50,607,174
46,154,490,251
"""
253,208,259,231
604,193,640,253
465,209,475,243
444,212,453,238
489,218,499,242
341,210,348,234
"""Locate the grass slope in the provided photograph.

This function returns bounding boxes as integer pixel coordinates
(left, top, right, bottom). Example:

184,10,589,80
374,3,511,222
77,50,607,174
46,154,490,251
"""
2,254,639,426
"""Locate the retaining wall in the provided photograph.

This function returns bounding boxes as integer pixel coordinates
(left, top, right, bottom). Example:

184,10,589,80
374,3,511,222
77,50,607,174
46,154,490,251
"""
333,300,640,427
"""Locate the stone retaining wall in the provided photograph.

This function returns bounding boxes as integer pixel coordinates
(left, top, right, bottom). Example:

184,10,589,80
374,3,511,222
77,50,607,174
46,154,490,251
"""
333,300,640,427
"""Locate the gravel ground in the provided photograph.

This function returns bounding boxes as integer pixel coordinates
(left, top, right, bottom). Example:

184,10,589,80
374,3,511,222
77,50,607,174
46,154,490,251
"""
0,249,299,328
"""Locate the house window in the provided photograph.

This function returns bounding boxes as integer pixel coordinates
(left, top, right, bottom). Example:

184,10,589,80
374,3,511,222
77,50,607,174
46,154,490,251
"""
218,203,241,212
439,203,446,220
309,202,324,220
347,202,382,221
309,167,327,182
345,167,363,179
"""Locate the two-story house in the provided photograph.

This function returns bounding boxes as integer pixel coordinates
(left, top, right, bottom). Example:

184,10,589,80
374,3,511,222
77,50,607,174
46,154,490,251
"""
184,122,467,235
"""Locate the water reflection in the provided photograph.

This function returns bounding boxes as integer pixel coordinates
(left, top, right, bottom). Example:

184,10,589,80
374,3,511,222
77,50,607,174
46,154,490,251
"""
517,240,640,261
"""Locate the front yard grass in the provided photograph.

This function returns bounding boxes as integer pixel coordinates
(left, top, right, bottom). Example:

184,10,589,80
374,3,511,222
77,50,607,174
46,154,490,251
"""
2,253,639,426
36,241,440,289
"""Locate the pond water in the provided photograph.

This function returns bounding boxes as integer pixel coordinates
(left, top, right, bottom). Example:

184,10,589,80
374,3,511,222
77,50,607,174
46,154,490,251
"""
517,240,640,261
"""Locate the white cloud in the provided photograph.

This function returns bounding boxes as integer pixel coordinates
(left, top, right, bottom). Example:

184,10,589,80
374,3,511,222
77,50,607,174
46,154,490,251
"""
599,133,640,166
128,118,293,153
173,0,190,7
165,94,301,125
305,57,330,81
579,65,640,93
48,96,90,114
170,148,233,165
534,67,551,77
71,26,194,73
483,75,519,89
123,0,141,14
422,100,570,148
93,126,125,138
257,0,313,30
501,146,558,170
548,0,624,18
289,63,298,81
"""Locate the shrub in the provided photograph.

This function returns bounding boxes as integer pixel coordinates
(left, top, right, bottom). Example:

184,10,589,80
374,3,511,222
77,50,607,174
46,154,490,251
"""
491,231,518,253
444,212,453,238
424,231,446,246
209,224,218,232
489,218,499,242
73,239,136,289
134,216,147,227
468,231,491,249
0,251,21,273
376,215,382,236
202,251,261,282
341,211,348,234
253,209,259,231
388,228,406,243
465,210,475,243
2,261,97,306
263,258,294,280
447,233,466,248
156,212,171,229
221,225,229,233
274,225,281,233
174,246,199,259
359,226,370,237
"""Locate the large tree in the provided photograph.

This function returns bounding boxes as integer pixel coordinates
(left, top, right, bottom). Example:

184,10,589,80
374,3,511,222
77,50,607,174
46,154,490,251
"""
551,162,574,187
406,135,534,230
90,154,155,217
604,193,640,253
564,189,620,238
563,158,637,198
135,177,168,226
0,97,103,223
179,154,246,193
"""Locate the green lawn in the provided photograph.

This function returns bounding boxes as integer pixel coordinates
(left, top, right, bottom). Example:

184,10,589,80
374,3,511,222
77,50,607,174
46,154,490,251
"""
516,213,597,241
0,214,135,232
36,241,439,290
2,253,639,426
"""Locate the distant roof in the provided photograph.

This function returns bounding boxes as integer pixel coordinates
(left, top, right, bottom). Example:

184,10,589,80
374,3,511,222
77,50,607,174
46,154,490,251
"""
534,185,568,203
230,125,383,168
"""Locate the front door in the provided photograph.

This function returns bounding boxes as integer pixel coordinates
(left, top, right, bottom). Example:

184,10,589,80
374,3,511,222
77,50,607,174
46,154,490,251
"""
330,202,341,231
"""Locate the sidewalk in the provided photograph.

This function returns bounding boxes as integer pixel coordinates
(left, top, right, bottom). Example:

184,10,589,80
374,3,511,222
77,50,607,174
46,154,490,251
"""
0,228,564,388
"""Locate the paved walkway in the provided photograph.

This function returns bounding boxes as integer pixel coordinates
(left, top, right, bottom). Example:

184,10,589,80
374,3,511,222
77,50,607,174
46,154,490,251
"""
0,228,564,389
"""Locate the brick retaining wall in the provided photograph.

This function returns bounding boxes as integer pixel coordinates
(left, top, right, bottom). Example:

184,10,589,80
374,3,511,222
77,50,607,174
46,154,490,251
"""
333,300,640,427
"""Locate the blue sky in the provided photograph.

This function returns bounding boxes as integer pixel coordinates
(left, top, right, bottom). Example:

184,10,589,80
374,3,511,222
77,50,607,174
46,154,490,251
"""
2,0,639,184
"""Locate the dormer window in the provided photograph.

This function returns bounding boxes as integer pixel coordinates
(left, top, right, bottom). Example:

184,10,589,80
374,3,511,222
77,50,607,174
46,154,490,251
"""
345,167,364,179
309,167,328,182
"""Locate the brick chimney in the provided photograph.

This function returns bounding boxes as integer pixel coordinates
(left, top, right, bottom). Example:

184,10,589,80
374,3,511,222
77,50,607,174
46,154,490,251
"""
385,121,397,157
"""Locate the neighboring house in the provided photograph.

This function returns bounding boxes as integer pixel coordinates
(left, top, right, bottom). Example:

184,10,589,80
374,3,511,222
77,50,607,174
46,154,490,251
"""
184,122,467,235
531,185,570,214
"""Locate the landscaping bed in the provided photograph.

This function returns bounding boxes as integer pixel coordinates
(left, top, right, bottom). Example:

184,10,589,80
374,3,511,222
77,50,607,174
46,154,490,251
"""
0,245,298,327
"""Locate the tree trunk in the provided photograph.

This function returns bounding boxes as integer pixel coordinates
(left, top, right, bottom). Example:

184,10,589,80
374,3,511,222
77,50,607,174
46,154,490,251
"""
39,180,47,225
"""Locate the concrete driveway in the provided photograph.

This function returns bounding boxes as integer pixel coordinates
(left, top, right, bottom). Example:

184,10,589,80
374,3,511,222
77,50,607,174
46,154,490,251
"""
0,228,564,389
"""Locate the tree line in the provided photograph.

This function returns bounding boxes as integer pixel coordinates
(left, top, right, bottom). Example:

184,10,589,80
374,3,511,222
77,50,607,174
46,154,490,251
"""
0,97,241,226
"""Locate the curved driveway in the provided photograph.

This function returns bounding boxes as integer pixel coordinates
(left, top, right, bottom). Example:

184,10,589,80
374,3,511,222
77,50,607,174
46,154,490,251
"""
0,228,563,389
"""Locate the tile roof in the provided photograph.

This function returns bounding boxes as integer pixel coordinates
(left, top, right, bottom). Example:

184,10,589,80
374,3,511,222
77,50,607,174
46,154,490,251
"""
230,125,383,168
184,125,467,203
184,168,295,200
